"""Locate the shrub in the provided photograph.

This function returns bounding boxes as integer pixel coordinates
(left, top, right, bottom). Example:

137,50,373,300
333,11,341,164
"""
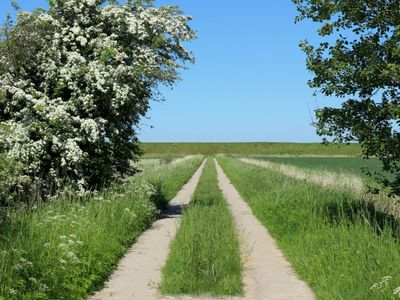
0,0,195,202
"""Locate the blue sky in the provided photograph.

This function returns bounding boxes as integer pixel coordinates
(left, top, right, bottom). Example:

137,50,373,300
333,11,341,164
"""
0,1,341,142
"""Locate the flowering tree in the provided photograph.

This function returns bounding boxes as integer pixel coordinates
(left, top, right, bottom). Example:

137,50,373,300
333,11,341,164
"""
0,0,195,202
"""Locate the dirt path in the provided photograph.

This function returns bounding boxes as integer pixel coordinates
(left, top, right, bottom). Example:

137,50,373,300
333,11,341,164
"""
214,159,315,300
89,160,206,300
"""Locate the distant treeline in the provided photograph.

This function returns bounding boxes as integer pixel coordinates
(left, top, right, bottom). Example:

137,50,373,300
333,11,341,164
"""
141,142,361,156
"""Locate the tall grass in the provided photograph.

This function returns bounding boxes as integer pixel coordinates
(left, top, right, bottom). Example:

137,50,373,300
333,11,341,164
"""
240,157,365,195
218,155,400,300
160,159,243,296
0,157,203,300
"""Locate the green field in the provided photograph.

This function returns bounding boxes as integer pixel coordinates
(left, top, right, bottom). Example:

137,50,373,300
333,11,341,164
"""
141,142,361,156
254,156,384,180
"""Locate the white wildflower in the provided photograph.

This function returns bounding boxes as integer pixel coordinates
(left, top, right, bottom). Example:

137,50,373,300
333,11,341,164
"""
12,263,22,270
58,243,66,249
370,276,392,290
39,284,49,292
394,287,400,296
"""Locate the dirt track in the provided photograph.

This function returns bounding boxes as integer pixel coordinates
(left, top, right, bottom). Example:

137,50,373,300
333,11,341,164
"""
89,160,206,300
89,158,314,300
215,159,314,300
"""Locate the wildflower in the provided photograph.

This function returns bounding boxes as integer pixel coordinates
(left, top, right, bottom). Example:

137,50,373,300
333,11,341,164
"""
19,257,33,266
10,288,17,295
382,276,392,282
370,276,392,290
12,263,22,270
39,284,49,292
59,235,67,240
394,287,400,296
58,243,66,249
59,259,67,264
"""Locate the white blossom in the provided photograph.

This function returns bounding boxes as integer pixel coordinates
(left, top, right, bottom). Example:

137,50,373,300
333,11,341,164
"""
0,0,195,199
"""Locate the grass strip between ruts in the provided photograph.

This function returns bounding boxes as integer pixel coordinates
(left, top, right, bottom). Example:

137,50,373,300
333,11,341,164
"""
160,158,243,296
218,155,400,300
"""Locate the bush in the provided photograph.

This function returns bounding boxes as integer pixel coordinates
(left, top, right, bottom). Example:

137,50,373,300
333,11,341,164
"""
0,0,195,202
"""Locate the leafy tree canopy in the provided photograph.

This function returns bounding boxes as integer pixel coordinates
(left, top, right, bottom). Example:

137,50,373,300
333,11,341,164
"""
293,0,400,195
0,0,195,203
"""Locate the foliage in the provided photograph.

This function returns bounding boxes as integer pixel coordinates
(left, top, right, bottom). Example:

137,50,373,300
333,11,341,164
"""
218,155,400,300
0,0,195,202
161,159,243,296
0,156,202,299
293,0,400,195
0,153,28,206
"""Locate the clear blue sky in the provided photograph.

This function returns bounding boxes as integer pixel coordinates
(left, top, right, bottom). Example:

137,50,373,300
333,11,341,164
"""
0,1,341,142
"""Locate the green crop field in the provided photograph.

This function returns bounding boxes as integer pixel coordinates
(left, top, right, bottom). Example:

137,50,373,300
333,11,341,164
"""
254,156,384,180
141,142,361,156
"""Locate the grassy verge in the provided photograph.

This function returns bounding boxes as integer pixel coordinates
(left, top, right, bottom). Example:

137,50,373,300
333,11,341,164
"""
0,157,203,300
218,155,400,300
160,159,243,296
